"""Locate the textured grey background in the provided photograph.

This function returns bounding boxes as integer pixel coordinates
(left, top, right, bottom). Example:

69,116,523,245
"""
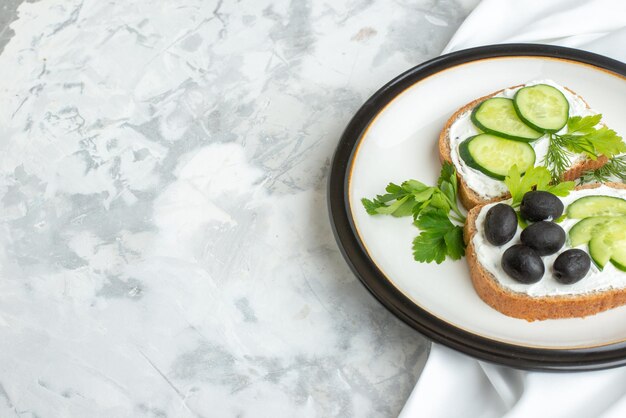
0,1,476,416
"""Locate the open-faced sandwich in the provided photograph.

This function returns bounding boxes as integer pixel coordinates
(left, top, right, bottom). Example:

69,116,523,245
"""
362,80,626,321
466,182,626,321
439,80,616,210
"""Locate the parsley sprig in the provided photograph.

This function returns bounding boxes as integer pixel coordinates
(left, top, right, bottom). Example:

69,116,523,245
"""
362,163,578,264
361,162,466,264
504,165,575,207
504,165,575,226
543,114,626,182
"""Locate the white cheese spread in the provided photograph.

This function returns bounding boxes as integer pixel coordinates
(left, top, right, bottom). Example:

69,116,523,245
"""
473,186,626,297
449,79,596,200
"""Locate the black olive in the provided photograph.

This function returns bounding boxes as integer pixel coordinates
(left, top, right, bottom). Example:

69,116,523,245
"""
484,204,517,246
501,244,545,284
553,249,591,284
520,221,566,256
520,191,564,222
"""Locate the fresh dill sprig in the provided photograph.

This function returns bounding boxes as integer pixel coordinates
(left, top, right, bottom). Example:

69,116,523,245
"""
543,134,573,182
580,155,626,184
542,115,626,182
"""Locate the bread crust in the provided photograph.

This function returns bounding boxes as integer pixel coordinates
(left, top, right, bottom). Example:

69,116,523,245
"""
464,182,626,321
439,85,609,210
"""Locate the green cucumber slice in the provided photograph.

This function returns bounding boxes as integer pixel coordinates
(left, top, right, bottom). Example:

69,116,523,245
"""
589,236,611,269
567,196,626,218
471,98,543,142
513,84,569,133
589,227,626,271
459,134,535,180
569,216,626,247
612,246,626,272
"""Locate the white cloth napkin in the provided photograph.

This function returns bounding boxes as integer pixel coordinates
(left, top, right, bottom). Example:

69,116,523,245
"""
400,1,626,417
443,0,626,61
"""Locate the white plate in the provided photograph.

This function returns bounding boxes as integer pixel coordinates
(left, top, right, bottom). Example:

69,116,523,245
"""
329,44,626,370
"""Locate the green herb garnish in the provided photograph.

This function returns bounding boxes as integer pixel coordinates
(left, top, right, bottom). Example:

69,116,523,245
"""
579,155,626,184
361,162,466,264
543,114,626,182
504,165,575,207
503,165,575,227
362,163,578,264
412,210,464,264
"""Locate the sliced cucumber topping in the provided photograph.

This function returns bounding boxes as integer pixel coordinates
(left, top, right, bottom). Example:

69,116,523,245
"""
459,134,535,180
589,227,626,271
612,246,626,272
567,196,626,218
567,200,626,271
471,98,543,142
513,84,569,133
589,235,611,269
569,216,626,247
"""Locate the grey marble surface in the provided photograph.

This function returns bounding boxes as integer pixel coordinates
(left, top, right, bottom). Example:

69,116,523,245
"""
0,0,476,416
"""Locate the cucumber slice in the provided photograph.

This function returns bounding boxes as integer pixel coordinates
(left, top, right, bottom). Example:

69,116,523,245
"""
459,134,535,180
589,227,626,271
612,246,626,272
589,236,611,269
569,216,626,247
567,196,626,218
513,84,569,133
471,98,543,142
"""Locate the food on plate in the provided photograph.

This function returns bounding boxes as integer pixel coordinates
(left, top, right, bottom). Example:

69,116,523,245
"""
471,97,542,141
459,133,535,180
519,190,564,222
483,203,517,246
362,80,625,320
501,244,545,284
513,84,570,133
519,221,566,256
553,249,591,285
439,80,625,210
362,162,467,264
566,195,626,218
465,183,626,321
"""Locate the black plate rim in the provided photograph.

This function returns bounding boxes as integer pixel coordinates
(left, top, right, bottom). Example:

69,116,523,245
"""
327,43,626,371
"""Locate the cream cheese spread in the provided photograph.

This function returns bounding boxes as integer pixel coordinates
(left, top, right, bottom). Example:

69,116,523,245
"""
473,186,626,297
449,79,596,200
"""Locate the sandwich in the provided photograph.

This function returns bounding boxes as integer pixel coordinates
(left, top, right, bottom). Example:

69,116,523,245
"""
362,79,625,321
464,182,626,321
439,80,610,210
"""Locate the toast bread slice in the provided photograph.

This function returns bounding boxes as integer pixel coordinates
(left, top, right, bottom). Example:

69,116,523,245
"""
463,182,626,321
439,85,608,210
